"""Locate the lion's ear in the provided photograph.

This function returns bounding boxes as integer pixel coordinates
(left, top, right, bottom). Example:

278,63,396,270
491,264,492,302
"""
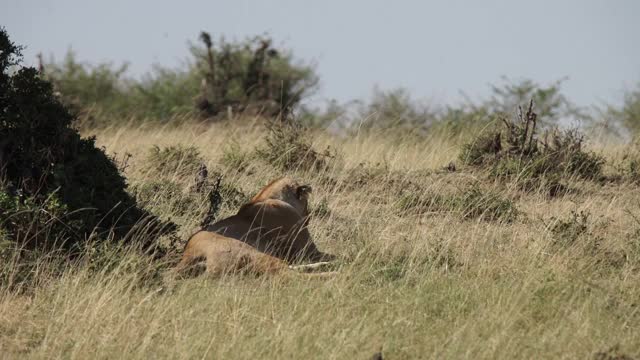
296,184,312,199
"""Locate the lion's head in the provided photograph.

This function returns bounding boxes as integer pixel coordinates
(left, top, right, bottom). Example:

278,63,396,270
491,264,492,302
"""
250,177,312,217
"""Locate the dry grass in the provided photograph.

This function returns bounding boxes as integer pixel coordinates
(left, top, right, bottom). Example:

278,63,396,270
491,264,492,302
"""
2,117,640,359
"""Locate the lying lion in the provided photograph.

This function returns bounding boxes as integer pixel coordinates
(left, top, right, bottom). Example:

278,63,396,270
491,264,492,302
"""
174,177,335,277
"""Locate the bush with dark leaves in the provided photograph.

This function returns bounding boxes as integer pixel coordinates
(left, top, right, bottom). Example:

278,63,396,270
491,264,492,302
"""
0,28,174,252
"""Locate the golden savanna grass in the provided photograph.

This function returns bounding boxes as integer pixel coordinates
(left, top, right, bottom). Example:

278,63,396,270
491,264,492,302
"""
1,117,639,359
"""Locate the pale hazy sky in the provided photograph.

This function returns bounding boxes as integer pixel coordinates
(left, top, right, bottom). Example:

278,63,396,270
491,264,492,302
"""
2,0,639,108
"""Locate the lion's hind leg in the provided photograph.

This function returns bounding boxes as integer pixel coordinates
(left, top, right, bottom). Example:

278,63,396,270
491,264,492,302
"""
172,254,207,278
202,237,291,277
237,249,291,276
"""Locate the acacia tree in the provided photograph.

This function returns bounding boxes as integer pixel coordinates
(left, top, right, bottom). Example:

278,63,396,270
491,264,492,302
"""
192,32,319,118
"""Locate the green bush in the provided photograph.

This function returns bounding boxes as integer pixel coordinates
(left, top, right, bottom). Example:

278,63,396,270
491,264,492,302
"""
356,88,438,132
459,131,502,166
549,210,590,248
43,33,318,124
0,189,71,249
459,101,604,195
302,77,581,134
193,32,318,118
220,140,254,173
613,140,640,184
133,149,248,230
606,83,640,135
43,50,133,117
133,181,196,218
485,77,588,126
550,211,591,247
0,28,174,251
457,187,518,222
255,120,334,171
428,106,492,137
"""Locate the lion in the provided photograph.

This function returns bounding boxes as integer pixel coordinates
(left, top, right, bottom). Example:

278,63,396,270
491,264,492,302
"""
174,177,335,277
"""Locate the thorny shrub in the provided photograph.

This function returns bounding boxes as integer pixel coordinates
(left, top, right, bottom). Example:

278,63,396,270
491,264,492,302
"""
459,101,604,196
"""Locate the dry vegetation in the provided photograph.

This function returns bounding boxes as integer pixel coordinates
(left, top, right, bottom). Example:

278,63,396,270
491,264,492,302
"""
2,113,640,359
